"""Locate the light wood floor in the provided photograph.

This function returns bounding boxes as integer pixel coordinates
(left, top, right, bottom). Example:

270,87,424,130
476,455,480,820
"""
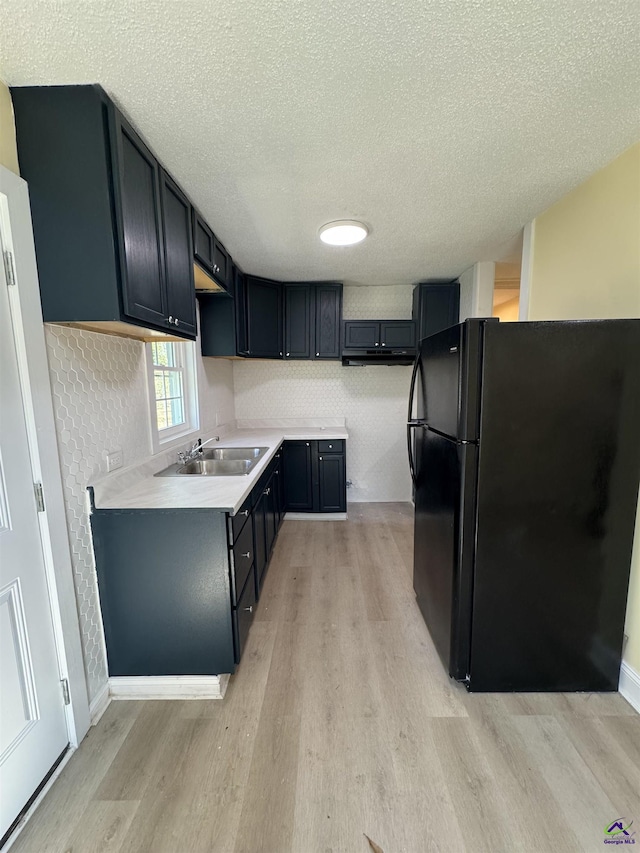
11,503,639,853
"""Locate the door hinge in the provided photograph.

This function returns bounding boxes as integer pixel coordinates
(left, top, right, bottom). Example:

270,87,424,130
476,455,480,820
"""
3,249,16,287
61,678,71,705
34,482,45,513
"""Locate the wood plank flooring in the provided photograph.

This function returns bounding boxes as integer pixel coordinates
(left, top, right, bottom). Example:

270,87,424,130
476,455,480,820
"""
10,502,639,853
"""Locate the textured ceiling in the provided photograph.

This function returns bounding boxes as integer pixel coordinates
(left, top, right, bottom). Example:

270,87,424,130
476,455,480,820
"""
1,0,639,285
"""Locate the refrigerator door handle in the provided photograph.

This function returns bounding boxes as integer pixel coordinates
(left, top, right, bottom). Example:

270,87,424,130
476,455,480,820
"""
407,352,423,486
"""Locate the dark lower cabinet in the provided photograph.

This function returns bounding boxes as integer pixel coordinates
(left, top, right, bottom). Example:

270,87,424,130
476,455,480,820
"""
233,571,256,664
91,508,235,677
318,453,347,512
283,439,347,513
283,441,314,510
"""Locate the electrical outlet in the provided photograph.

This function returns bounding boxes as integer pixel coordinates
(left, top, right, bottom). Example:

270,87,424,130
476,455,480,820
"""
105,449,123,473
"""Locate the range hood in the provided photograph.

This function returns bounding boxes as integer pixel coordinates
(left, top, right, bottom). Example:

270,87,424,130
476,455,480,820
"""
341,348,416,366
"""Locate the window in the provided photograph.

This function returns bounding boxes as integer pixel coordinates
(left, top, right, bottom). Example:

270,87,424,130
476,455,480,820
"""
147,341,199,449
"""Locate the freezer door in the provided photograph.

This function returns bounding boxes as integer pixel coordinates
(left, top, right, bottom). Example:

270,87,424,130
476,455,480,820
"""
420,320,484,441
413,427,477,679
468,319,640,691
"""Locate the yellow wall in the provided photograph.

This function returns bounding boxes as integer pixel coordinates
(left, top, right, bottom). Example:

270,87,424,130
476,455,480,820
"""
528,142,640,673
0,80,19,175
493,295,520,322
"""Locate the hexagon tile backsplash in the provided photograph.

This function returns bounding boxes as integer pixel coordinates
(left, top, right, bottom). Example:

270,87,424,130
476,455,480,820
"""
45,326,152,700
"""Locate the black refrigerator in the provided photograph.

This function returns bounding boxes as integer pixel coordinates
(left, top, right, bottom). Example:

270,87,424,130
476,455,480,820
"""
407,318,640,692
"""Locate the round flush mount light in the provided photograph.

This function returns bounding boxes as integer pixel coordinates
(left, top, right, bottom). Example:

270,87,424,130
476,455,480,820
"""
319,220,368,246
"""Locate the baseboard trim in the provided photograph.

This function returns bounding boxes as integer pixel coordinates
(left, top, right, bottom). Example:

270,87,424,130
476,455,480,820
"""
89,682,111,726
619,661,640,713
284,512,347,521
108,674,230,700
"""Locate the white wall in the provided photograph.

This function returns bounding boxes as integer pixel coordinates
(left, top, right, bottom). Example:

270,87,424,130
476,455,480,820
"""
458,261,495,320
234,284,414,503
44,318,235,702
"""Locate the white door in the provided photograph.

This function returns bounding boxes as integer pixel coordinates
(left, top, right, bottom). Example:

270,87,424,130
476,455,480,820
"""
0,239,69,838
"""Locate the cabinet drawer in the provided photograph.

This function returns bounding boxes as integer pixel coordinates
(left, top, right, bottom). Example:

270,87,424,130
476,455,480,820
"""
233,570,256,664
231,494,252,543
318,439,344,454
231,516,254,604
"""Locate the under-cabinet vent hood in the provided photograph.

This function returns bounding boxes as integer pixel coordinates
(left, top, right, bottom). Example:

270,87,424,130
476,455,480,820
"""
341,348,416,366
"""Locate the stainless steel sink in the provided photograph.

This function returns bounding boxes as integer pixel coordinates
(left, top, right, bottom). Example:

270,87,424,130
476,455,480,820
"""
200,447,266,461
154,446,269,477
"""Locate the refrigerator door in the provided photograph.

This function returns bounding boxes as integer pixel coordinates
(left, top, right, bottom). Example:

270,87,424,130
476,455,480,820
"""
468,320,640,691
420,320,485,441
413,426,478,679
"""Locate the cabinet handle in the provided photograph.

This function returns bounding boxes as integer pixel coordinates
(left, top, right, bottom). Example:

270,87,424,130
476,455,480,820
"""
319,456,323,461
174,318,179,326
329,444,333,448
286,352,290,356
263,487,270,495
316,352,320,356
241,551,251,559
381,342,386,346
280,351,283,356
375,342,379,346
168,315,174,324
306,442,310,446
244,605,253,613
241,510,249,516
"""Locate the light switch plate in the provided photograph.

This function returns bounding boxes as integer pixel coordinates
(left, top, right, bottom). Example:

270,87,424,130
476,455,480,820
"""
105,449,123,472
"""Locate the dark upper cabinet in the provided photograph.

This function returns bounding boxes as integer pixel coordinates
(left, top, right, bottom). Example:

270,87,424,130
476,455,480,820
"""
283,441,314,511
315,283,342,358
244,275,283,358
344,321,379,349
11,84,196,341
193,209,231,294
318,453,347,513
284,285,313,359
344,320,415,350
193,211,214,270
160,170,197,337
379,321,416,349
412,281,460,342
112,113,166,328
284,282,342,360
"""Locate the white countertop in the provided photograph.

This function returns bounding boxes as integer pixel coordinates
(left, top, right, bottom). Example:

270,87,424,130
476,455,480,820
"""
91,421,348,514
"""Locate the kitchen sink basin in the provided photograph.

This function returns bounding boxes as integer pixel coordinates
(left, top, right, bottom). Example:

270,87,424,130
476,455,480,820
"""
200,447,266,461
154,446,269,477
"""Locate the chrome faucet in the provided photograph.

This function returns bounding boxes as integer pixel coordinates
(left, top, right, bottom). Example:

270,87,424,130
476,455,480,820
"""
177,435,220,465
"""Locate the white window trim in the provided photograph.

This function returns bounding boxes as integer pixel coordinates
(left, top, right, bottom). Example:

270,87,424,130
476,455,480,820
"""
146,340,200,454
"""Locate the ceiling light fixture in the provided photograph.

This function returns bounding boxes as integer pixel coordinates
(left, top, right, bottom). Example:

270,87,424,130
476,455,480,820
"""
319,220,368,246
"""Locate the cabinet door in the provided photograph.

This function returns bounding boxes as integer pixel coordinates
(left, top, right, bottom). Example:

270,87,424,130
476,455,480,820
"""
212,240,230,292
264,477,277,557
112,112,167,329
233,570,256,664
245,276,283,358
284,285,313,359
413,283,460,342
318,453,346,512
379,321,416,349
253,493,267,596
315,283,342,359
283,441,314,511
234,268,249,355
344,321,379,349
193,210,214,271
160,171,197,338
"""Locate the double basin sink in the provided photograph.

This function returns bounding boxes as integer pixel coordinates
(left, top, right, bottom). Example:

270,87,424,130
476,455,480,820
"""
155,447,269,477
